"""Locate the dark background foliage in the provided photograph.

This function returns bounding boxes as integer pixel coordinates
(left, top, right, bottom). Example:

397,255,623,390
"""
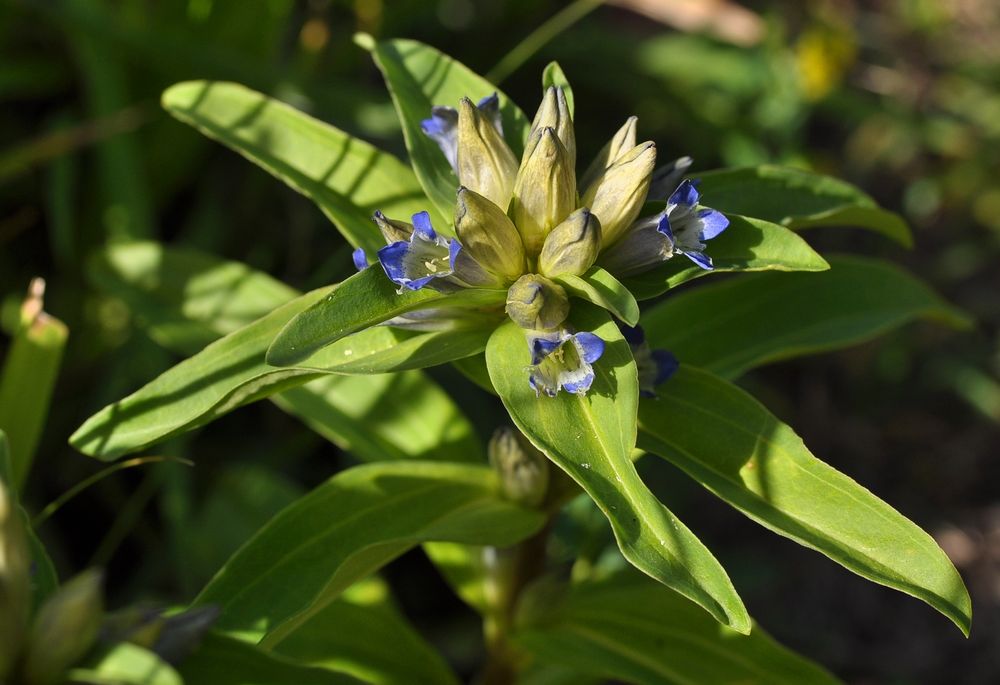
1,0,997,682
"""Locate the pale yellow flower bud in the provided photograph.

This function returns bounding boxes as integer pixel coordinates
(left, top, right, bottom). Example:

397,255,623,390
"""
372,210,413,244
457,97,518,209
538,208,602,278
488,427,549,507
509,127,577,258
505,274,570,331
529,86,576,171
579,116,638,192
581,141,656,247
0,482,30,679
454,187,526,283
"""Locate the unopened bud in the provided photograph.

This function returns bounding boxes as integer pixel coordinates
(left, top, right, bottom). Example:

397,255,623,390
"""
488,427,549,507
454,187,525,283
457,97,518,209
510,127,576,257
581,141,656,247
538,209,602,278
505,274,569,331
529,86,576,171
23,569,104,685
0,481,30,679
372,210,413,244
579,116,638,191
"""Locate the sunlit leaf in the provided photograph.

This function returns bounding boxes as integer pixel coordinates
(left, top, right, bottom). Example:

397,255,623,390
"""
70,643,182,685
162,80,431,253
638,365,972,635
555,267,639,327
541,61,574,115
486,307,750,633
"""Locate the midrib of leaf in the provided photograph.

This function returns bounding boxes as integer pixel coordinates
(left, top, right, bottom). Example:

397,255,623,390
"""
559,623,698,685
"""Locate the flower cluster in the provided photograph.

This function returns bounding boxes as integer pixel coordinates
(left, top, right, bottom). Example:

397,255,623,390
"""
360,86,727,396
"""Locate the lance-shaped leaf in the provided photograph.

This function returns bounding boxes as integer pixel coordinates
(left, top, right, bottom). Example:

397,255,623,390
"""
696,165,912,246
637,366,972,635
359,34,530,220
272,577,459,685
486,308,750,633
162,80,434,253
541,62,575,116
516,571,840,685
555,267,639,327
178,633,361,685
71,287,492,461
195,461,546,644
267,266,505,366
622,215,829,301
86,241,483,464
0,279,68,490
641,255,971,379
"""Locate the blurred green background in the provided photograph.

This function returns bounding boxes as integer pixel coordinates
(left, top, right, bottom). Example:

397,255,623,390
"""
1,0,998,682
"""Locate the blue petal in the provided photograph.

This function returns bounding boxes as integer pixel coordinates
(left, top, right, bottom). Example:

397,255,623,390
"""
574,332,605,364
377,241,409,283
561,370,596,395
618,323,646,346
697,208,729,240
421,106,460,172
352,247,369,271
668,179,699,208
655,212,675,242
683,250,714,270
411,211,437,240
448,238,462,271
530,336,562,364
651,349,679,385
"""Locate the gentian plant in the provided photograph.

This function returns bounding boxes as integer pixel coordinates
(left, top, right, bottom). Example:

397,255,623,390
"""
61,35,972,684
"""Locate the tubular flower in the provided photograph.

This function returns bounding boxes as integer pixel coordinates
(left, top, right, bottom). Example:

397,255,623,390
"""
364,79,730,396
618,324,678,397
526,329,606,397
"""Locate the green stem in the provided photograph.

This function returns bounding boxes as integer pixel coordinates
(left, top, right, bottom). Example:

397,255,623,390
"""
486,0,605,85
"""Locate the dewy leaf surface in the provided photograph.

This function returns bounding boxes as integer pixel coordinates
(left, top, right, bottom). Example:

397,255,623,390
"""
622,214,829,301
363,35,531,220
637,366,972,635
486,307,750,633
195,461,545,644
267,266,505,366
162,80,432,253
515,571,840,685
642,255,970,379
77,243,485,463
696,165,912,246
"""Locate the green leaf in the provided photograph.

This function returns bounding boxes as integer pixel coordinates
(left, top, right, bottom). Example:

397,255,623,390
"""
162,81,432,254
88,240,297,353
641,255,971,380
696,165,912,247
267,266,505,366
637,366,972,635
272,578,460,685
72,287,491,461
361,35,531,220
541,61,574,115
0,430,9,486
85,241,483,464
195,461,545,644
516,571,840,685
23,511,58,612
555,267,639,327
622,215,830,301
422,541,490,613
485,308,750,633
69,643,183,685
0,282,68,490
178,633,361,685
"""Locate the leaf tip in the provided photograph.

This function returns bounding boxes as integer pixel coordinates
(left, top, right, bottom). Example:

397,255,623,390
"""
353,32,376,52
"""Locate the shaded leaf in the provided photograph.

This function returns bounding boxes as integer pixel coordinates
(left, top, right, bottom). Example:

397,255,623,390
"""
195,461,545,644
555,267,639,327
162,80,430,253
516,571,840,685
486,308,750,633
637,365,972,635
642,255,970,379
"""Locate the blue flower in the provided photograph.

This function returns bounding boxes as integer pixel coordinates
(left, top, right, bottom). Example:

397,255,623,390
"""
377,211,461,291
618,324,678,397
527,330,605,397
421,93,503,174
352,247,369,271
660,180,729,270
